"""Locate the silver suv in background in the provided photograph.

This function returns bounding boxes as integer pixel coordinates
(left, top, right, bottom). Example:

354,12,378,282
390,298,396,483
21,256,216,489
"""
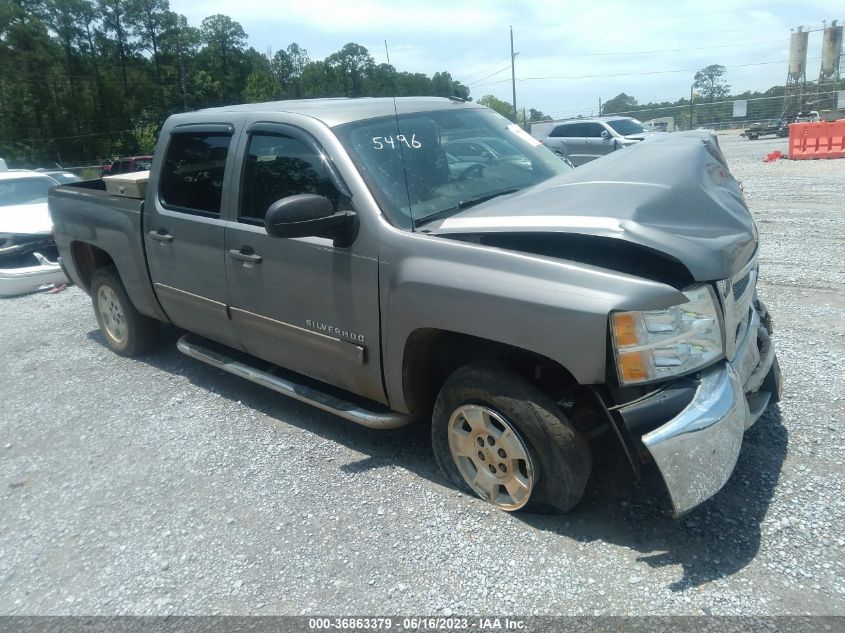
532,116,662,166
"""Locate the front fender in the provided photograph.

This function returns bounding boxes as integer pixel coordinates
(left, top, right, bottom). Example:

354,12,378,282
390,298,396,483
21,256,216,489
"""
379,226,686,413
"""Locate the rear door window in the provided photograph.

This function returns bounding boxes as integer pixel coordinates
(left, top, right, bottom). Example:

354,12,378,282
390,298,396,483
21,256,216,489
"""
550,124,578,137
159,133,232,216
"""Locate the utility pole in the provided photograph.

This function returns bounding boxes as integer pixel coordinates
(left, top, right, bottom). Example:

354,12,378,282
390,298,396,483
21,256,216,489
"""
384,40,390,65
689,84,695,130
598,97,602,116
510,26,517,124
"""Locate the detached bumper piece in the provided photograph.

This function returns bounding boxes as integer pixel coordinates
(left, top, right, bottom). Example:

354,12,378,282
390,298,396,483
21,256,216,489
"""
0,252,67,297
620,301,781,516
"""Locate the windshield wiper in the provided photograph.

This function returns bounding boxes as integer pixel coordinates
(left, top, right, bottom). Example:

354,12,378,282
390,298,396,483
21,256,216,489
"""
413,188,521,228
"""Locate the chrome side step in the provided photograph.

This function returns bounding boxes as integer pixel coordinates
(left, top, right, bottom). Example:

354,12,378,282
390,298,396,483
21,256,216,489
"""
176,333,414,430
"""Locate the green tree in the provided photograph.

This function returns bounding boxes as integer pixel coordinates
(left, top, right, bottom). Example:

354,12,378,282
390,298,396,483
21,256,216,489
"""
244,68,278,102
325,42,374,97
298,60,340,98
602,93,637,114
364,63,397,97
132,122,158,153
199,13,246,100
97,0,132,95
394,71,431,96
693,64,730,102
0,6,501,166
430,71,469,100
477,94,515,121
39,0,85,89
527,108,550,122
125,0,173,82
162,13,199,110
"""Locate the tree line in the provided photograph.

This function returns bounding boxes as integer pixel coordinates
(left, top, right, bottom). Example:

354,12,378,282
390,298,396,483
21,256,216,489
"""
600,64,820,129
0,0,473,167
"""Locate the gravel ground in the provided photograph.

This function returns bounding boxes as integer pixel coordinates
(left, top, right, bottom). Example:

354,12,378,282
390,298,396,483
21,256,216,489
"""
1,134,843,616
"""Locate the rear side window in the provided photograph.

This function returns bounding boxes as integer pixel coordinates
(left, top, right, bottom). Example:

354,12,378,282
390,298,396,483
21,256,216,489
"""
239,133,338,223
160,133,232,215
550,124,575,137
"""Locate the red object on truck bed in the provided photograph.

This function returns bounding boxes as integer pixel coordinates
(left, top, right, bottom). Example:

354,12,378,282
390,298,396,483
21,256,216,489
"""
788,120,845,160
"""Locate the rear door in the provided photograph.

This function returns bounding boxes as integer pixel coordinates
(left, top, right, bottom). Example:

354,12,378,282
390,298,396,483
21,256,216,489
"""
144,123,242,348
544,123,573,159
223,120,385,403
549,123,594,165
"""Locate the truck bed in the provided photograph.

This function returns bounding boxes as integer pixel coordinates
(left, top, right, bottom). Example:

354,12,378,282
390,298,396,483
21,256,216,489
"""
48,180,166,321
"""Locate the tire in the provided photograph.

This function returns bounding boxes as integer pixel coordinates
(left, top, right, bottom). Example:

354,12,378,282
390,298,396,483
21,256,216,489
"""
91,265,160,356
431,361,591,513
761,355,782,405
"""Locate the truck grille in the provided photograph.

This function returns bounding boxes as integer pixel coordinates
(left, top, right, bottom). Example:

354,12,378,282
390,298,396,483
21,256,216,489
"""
720,256,757,362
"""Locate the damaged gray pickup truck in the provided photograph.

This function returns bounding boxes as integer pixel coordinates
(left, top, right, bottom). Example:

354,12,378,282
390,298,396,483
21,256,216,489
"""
49,97,782,516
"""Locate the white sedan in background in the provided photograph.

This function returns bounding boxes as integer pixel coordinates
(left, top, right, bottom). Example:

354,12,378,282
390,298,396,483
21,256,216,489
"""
0,170,68,297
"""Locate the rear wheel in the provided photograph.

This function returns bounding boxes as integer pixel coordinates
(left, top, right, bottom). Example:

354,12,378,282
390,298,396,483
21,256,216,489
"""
91,265,159,356
432,361,591,513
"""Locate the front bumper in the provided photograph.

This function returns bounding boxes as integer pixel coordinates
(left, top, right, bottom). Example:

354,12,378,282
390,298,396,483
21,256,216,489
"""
638,303,781,516
0,254,68,297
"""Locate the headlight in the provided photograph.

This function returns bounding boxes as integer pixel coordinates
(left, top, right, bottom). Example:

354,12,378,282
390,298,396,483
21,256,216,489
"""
610,284,723,386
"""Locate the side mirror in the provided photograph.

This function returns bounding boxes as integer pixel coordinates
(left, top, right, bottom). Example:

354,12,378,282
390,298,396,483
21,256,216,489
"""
600,129,611,139
264,194,357,246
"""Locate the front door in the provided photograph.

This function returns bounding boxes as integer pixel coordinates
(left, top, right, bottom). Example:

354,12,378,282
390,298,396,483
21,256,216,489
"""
224,122,385,403
144,124,241,348
581,122,615,162
556,123,592,166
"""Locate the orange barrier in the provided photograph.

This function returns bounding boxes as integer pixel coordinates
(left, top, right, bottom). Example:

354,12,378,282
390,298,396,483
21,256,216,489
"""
788,120,845,160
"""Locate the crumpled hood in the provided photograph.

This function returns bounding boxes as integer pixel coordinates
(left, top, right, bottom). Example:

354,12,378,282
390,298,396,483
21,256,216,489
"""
430,132,757,281
0,202,53,235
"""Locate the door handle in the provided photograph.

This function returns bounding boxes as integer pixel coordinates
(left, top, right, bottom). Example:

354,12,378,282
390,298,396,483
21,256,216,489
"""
148,230,173,243
228,249,262,264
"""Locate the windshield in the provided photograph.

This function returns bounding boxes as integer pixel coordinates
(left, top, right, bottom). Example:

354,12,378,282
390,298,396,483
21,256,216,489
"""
607,119,646,136
335,108,572,230
0,176,55,206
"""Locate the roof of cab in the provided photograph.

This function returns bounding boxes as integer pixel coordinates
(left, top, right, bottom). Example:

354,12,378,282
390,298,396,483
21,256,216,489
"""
194,97,484,127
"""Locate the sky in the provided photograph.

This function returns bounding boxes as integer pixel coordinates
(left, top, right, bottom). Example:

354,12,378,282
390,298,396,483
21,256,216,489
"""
169,0,841,118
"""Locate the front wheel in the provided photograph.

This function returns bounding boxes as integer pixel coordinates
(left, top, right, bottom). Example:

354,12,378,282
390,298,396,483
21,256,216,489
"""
91,265,160,356
432,361,591,513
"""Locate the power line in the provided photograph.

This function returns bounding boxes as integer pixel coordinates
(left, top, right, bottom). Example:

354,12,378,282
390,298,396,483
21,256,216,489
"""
518,38,785,59
12,129,133,144
472,58,821,88
466,64,513,87
512,5,800,27
458,57,513,84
